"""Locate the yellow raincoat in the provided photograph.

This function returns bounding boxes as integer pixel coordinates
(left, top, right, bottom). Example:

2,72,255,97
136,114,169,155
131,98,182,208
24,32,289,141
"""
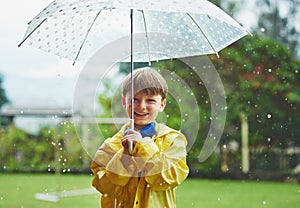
91,122,189,208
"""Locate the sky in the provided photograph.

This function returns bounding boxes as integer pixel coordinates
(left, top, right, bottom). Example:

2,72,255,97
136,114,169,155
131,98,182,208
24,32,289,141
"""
0,0,83,109
0,0,258,132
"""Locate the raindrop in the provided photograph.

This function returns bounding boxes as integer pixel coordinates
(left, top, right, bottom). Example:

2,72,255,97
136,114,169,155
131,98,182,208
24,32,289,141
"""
267,138,271,142
217,197,221,201
260,28,266,32
262,201,266,205
267,114,272,119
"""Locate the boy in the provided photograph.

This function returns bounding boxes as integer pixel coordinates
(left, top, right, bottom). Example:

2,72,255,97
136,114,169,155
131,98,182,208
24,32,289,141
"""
91,67,189,208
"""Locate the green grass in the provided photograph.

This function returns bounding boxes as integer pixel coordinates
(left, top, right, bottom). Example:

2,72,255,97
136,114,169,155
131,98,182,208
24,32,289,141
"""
177,179,300,208
0,174,299,208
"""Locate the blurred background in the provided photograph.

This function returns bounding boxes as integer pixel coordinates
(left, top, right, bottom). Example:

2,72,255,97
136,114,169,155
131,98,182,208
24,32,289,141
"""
0,0,299,207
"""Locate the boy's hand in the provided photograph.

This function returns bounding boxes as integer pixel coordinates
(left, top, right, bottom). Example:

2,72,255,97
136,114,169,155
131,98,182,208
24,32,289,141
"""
121,129,142,155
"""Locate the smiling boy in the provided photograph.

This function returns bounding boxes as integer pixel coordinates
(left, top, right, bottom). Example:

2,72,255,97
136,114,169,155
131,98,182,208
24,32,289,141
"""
91,67,189,208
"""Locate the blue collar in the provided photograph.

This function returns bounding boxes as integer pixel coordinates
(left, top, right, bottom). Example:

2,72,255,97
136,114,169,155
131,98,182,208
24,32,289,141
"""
125,122,156,138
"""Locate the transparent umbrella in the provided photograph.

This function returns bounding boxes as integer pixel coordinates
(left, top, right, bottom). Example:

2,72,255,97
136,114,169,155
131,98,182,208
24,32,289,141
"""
19,0,249,63
18,0,250,151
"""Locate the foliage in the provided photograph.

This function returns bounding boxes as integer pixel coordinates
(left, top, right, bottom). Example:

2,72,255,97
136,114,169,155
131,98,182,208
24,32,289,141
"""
0,125,30,172
0,74,9,109
0,123,90,173
211,35,300,147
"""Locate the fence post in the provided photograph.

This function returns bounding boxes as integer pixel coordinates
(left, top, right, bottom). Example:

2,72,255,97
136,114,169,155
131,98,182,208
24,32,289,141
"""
240,112,249,173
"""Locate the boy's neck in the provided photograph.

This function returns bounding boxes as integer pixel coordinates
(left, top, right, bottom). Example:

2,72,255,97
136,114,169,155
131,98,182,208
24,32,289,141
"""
134,122,154,130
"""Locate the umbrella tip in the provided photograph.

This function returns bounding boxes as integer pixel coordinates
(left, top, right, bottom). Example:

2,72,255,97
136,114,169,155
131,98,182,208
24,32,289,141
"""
18,40,24,47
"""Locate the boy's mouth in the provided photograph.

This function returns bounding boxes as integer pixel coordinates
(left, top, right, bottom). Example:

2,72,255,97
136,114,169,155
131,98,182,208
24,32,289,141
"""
134,112,149,117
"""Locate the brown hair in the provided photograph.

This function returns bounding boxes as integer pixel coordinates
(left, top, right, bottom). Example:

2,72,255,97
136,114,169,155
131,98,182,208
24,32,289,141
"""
122,67,168,99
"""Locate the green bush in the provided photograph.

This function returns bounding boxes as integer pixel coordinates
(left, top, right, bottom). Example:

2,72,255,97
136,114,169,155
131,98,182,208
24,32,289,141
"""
0,123,90,173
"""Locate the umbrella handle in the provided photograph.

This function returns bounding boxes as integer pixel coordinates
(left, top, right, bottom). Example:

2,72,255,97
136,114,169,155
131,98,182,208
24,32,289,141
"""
129,141,133,154
129,9,134,155
129,118,134,154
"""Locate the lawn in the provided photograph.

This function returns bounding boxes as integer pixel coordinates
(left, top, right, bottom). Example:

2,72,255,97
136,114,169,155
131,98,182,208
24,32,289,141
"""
0,174,299,208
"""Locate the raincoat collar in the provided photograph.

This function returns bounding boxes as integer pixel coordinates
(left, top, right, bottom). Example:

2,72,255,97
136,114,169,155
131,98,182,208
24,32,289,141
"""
124,122,156,138
120,121,181,141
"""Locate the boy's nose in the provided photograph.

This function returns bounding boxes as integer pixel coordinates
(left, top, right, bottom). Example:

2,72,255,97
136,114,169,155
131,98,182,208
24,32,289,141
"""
136,100,147,109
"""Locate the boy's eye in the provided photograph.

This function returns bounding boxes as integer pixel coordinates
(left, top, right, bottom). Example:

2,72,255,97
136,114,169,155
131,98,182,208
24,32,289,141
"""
147,99,156,103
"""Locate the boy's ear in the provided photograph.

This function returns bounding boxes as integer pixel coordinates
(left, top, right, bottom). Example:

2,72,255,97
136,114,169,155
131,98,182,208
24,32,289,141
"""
121,96,126,108
160,98,167,112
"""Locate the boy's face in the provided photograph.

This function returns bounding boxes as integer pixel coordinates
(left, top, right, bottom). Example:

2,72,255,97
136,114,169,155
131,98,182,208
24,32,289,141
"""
122,91,166,130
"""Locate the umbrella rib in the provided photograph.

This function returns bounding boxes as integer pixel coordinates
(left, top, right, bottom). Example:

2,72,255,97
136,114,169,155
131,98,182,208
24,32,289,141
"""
186,13,220,58
140,10,151,64
73,9,102,65
18,18,47,47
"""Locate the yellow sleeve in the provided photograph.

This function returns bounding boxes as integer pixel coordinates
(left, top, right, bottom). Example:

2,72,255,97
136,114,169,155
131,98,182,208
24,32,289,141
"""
91,161,119,197
91,137,138,197
144,134,189,191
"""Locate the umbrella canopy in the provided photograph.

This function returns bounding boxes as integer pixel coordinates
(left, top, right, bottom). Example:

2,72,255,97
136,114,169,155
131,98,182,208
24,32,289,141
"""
18,0,250,64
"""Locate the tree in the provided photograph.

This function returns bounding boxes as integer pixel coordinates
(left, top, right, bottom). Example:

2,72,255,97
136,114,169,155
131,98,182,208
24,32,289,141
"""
254,0,300,57
0,74,9,109
210,0,246,16
212,35,300,148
